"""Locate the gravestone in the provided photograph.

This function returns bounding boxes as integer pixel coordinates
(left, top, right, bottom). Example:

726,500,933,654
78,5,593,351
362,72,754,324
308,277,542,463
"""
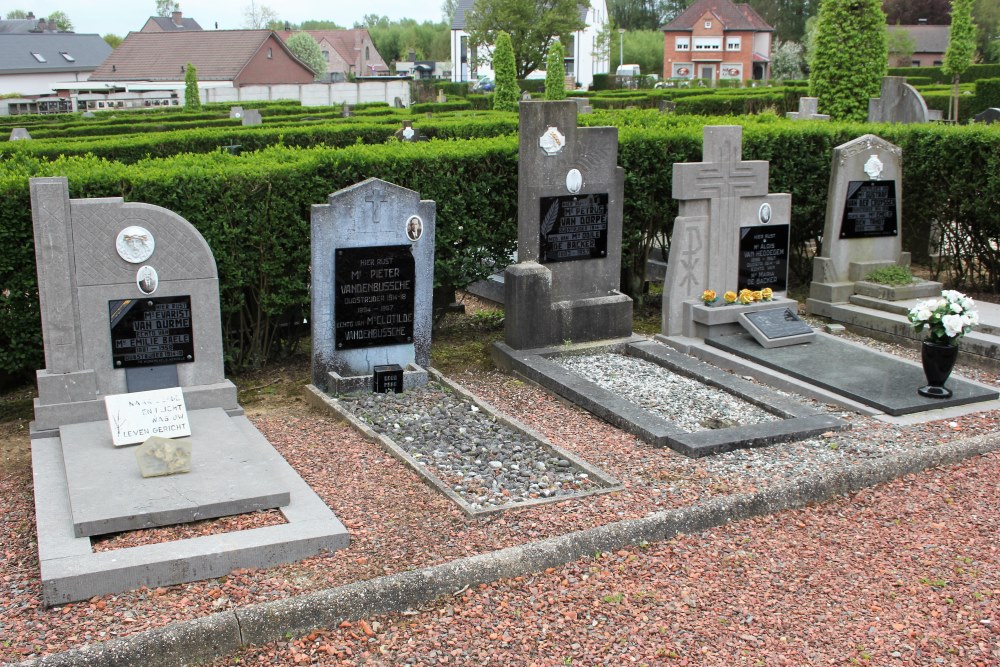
521,90,532,101
569,97,593,114
659,100,676,114
807,134,910,307
311,178,435,394
786,97,829,121
500,100,631,350
341,103,352,117
229,106,244,119
868,76,936,123
393,96,405,108
82,111,96,118
661,126,792,338
395,120,424,142
738,307,815,348
974,107,1000,124
10,128,31,140
436,90,447,103
28,177,347,604
241,109,262,126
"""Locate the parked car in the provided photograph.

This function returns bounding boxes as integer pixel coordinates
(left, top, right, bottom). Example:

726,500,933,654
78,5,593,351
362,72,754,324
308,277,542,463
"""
472,77,494,92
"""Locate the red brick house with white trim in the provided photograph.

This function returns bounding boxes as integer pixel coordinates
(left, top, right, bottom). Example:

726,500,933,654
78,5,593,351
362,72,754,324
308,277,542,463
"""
661,0,773,84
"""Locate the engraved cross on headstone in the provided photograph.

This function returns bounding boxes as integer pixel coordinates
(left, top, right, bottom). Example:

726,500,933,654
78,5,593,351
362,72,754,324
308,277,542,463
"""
365,188,388,223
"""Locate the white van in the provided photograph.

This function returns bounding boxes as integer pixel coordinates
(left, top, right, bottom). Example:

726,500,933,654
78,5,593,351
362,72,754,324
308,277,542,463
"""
615,64,641,77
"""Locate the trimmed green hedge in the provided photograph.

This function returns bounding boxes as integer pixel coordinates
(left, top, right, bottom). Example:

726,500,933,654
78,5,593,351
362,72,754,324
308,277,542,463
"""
887,63,1000,84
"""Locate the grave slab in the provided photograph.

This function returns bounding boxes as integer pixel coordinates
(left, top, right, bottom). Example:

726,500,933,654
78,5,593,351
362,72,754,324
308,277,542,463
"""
738,307,815,348
706,333,999,416
62,407,290,537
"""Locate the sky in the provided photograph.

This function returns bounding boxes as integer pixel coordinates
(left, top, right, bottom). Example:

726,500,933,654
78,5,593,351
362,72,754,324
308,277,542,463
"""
11,1,447,37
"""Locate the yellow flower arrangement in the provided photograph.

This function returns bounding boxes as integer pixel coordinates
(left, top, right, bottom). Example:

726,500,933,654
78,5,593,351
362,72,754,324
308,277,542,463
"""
723,291,738,304
738,289,755,304
762,287,773,301
701,289,717,305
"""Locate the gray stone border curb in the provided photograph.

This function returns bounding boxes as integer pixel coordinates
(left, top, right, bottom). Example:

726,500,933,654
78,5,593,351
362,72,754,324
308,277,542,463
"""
14,433,1000,667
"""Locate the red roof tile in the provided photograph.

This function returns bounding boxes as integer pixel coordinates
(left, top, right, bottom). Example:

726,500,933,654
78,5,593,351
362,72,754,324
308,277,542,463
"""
662,0,773,32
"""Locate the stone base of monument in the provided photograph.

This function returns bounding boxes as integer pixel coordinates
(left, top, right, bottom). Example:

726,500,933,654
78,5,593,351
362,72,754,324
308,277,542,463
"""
853,278,943,301
32,410,349,606
491,336,848,458
680,297,800,339
325,363,428,395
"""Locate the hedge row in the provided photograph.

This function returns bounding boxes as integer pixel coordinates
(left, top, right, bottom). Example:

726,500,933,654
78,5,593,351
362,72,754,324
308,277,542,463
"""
887,63,1000,84
1,118,998,378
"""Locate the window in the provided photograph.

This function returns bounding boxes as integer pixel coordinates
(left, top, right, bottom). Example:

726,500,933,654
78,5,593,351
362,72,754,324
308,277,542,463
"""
726,36,741,51
675,37,690,51
365,46,370,60
31,52,46,63
322,50,329,61
60,51,75,62
267,47,273,59
693,37,722,50
704,21,712,29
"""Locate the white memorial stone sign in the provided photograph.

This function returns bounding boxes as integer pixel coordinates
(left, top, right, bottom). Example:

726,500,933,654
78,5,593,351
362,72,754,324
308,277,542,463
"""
104,386,191,446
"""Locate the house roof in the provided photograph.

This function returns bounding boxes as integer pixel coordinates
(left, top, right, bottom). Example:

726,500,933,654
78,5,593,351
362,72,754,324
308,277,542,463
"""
888,24,950,54
89,30,311,81
277,29,388,70
0,19,39,34
0,33,112,74
661,0,773,32
144,15,203,31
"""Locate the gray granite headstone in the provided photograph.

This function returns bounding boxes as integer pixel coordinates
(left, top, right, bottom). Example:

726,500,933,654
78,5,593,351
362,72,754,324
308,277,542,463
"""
659,100,676,114
10,128,31,140
29,177,238,435
569,97,593,114
661,126,791,337
341,103,351,117
521,90,532,101
974,108,1000,124
502,100,631,350
229,106,244,119
393,96,405,108
786,97,829,121
311,178,435,393
807,134,907,307
868,76,933,124
241,109,262,126
395,120,424,142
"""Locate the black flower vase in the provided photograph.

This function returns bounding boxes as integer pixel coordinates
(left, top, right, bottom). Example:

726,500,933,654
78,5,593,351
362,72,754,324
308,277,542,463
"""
918,340,959,398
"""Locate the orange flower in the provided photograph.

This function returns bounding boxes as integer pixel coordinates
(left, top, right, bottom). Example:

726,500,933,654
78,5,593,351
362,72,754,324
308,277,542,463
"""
738,289,754,305
762,287,773,301
724,291,738,304
701,289,717,304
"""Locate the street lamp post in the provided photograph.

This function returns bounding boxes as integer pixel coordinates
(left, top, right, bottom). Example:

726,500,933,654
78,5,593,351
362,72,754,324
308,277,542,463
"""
618,28,625,70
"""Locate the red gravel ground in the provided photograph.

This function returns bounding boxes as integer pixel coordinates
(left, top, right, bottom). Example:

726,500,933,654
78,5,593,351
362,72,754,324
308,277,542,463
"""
1,360,999,665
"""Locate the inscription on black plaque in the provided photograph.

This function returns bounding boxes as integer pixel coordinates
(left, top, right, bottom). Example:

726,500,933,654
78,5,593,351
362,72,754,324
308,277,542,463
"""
738,224,789,291
840,180,898,238
335,245,415,350
373,364,404,393
744,308,813,339
109,296,194,368
539,193,609,263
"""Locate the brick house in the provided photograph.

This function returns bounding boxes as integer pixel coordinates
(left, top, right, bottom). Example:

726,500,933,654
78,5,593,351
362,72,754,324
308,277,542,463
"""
275,29,388,82
887,23,949,67
661,0,773,84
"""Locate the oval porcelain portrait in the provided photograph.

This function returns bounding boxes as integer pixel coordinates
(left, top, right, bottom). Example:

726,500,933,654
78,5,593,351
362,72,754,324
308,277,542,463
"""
758,203,772,224
136,265,158,294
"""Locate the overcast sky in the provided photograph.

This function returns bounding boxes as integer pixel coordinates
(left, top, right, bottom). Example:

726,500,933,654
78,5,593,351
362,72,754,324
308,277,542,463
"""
17,1,446,36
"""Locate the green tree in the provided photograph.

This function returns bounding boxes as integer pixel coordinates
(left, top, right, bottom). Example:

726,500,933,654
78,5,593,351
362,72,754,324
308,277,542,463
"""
300,20,345,29
808,0,887,121
5,9,29,19
973,0,999,63
465,0,586,79
155,0,179,17
285,32,326,78
608,0,663,31
747,0,819,44
771,39,806,80
493,31,519,110
887,24,916,66
184,63,200,110
47,10,73,31
943,0,977,121
442,0,459,24
622,29,665,77
545,39,566,99
103,33,123,49
882,0,951,23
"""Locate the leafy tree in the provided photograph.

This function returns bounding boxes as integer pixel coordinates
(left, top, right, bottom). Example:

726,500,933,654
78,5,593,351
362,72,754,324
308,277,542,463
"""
300,20,345,29
545,39,566,99
243,1,278,29
943,0,977,120
974,0,1000,63
887,25,916,66
770,39,806,80
47,10,73,31
184,63,200,110
622,29,666,77
155,0,179,17
465,0,586,79
286,32,326,78
493,31,519,111
608,0,663,31
360,16,451,62
746,0,820,44
442,0,459,24
882,0,951,24
808,0,887,121
661,0,696,22
5,9,29,19
103,33,123,49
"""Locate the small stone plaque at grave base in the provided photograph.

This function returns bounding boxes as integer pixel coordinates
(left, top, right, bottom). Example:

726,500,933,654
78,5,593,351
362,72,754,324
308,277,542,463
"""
335,245,416,350
840,180,898,238
104,386,191,446
738,224,789,291
109,296,194,369
539,193,610,263
373,364,404,393
135,436,192,477
738,307,814,348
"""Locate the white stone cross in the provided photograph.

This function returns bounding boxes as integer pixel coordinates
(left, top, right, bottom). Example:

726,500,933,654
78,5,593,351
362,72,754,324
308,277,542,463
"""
786,97,830,121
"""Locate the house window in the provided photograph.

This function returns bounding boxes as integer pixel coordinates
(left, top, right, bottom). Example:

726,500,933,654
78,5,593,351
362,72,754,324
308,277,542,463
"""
365,46,370,60
704,21,712,29
322,50,329,61
31,52,46,63
267,48,273,59
675,37,690,51
726,36,741,51
60,51,75,61
693,37,722,50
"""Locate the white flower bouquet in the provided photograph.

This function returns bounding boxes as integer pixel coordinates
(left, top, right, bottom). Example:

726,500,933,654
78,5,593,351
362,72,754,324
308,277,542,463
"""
907,290,979,345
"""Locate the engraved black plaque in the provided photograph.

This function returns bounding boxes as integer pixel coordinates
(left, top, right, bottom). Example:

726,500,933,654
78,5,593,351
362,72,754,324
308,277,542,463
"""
744,308,813,339
109,296,194,369
840,180,898,238
373,364,404,393
738,224,789,291
335,245,415,350
539,193,609,263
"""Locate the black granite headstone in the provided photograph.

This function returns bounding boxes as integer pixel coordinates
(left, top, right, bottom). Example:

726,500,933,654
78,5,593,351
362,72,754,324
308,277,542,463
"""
335,245,415,350
539,193,609,263
744,308,812,339
738,224,789,291
840,180,898,238
373,364,404,393
109,296,195,368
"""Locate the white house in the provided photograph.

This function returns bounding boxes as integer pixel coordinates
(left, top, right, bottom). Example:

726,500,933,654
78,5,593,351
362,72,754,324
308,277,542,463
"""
450,0,610,90
0,22,112,100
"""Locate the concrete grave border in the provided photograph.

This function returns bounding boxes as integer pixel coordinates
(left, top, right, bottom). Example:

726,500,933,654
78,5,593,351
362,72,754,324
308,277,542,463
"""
491,336,849,458
304,369,622,517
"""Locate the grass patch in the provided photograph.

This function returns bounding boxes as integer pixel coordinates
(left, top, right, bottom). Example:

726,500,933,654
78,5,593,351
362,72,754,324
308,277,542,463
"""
864,264,914,286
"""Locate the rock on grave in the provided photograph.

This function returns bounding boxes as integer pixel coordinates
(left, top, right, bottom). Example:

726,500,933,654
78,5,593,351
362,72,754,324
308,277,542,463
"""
135,436,192,477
